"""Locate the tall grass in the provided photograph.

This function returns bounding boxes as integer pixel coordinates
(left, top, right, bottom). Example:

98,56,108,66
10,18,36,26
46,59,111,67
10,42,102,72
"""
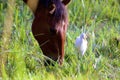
0,0,15,77
0,0,120,80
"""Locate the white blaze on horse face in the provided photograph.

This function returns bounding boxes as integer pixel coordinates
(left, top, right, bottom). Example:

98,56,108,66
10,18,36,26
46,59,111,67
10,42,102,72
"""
27,0,39,13
61,21,67,32
62,21,65,27
57,21,65,31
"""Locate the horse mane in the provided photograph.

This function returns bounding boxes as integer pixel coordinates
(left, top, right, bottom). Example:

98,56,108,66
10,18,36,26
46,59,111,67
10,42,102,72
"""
40,0,68,24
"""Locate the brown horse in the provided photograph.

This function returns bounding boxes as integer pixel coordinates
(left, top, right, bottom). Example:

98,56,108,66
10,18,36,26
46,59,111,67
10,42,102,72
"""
23,0,70,65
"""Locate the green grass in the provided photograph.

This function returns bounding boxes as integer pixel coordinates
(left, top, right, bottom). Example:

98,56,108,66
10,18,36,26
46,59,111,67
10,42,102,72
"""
0,0,120,80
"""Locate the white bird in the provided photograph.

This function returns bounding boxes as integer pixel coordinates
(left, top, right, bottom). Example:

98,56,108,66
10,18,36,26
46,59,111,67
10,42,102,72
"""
75,33,88,56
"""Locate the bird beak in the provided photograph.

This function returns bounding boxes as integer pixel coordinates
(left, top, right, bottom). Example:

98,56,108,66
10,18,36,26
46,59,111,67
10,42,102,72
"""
84,35,87,39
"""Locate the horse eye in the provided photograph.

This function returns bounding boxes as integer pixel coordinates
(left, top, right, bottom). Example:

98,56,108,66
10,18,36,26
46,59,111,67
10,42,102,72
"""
50,28,57,35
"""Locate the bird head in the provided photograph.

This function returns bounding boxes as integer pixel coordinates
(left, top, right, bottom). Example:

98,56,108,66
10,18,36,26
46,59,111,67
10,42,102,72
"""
80,33,87,40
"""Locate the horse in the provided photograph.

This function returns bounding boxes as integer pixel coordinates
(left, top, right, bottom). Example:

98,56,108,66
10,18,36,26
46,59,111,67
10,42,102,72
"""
23,0,71,65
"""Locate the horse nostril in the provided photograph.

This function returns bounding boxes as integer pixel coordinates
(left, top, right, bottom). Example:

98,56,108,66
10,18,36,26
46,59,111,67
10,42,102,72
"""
50,28,57,35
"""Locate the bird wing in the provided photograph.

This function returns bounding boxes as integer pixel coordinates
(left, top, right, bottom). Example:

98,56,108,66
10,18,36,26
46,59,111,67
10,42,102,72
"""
75,37,81,48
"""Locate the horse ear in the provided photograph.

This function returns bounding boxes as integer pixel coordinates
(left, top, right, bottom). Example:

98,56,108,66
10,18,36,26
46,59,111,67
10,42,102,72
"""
23,0,39,14
49,4,56,14
62,0,71,5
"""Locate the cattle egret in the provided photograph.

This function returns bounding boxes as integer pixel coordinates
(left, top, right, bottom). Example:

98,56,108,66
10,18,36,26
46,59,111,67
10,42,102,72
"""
75,33,88,56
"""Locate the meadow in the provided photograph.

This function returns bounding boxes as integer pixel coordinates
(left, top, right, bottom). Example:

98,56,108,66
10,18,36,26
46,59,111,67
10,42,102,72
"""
0,0,120,80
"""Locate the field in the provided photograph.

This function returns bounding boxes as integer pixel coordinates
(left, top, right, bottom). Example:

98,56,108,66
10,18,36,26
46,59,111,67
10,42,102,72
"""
0,0,120,80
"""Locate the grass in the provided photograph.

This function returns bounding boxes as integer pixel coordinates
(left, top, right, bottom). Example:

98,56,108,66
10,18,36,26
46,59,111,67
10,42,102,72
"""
0,0,120,80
